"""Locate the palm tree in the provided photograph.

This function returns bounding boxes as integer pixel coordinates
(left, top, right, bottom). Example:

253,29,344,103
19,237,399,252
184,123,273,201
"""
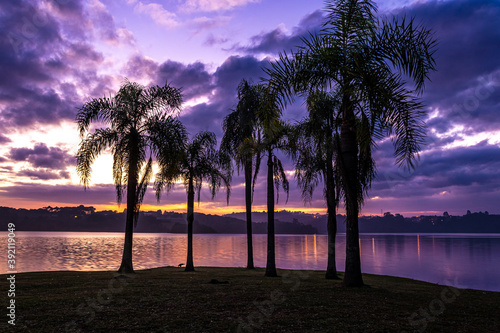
257,89,290,277
76,80,185,274
156,131,231,272
265,0,436,286
221,79,263,270
292,90,341,279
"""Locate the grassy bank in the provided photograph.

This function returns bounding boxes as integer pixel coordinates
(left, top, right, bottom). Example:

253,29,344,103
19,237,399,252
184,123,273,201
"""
2,267,499,332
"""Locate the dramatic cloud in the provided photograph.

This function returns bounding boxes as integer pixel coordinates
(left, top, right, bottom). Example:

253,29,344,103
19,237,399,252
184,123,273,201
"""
157,60,214,100
0,134,11,144
369,140,500,206
0,0,119,129
123,56,213,99
8,143,74,170
0,0,498,215
229,0,500,215
395,0,500,132
179,55,269,136
18,169,70,181
232,10,324,55
124,53,270,136
3,143,75,180
0,183,118,206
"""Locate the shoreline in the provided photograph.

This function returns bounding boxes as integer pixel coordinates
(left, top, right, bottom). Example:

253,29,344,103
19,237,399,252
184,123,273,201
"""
3,230,500,235
2,265,500,293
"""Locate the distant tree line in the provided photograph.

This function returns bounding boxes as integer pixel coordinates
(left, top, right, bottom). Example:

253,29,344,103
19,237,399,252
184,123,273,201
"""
2,206,498,234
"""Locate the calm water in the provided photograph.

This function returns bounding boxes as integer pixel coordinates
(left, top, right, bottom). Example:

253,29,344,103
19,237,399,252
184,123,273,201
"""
1,232,499,292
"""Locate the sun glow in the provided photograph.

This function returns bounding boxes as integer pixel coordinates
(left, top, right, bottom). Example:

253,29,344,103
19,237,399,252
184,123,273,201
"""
184,95,210,108
438,127,500,149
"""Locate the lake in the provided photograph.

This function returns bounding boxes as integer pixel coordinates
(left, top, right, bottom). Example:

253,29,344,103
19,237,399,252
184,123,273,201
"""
1,232,499,292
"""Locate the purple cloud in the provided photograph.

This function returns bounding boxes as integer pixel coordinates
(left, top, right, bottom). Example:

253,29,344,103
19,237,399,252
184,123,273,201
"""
0,134,11,144
0,183,117,206
226,0,500,215
0,0,498,216
157,60,213,100
18,169,70,180
0,0,120,129
232,10,324,55
180,55,270,136
8,143,74,170
396,0,500,133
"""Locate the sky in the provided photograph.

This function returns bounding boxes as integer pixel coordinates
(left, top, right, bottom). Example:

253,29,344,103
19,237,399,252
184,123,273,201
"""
0,0,499,217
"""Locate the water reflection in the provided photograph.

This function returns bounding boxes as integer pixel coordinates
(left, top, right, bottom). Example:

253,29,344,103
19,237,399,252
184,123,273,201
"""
384,235,395,256
0,232,499,292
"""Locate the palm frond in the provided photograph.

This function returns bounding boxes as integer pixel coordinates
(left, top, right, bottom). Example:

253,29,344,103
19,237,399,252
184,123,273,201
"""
273,156,290,204
112,137,127,204
76,79,187,230
151,117,188,200
76,97,114,138
375,15,437,93
134,157,153,227
76,128,118,188
252,148,262,202
142,82,183,117
221,79,264,199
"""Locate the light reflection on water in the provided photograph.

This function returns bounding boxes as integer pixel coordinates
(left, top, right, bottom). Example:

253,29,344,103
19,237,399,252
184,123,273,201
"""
1,232,499,291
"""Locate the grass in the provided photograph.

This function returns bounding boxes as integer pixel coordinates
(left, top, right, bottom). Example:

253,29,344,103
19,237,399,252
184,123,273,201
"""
2,267,499,332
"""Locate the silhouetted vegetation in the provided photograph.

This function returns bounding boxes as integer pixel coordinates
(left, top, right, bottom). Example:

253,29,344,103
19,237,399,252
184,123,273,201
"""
255,89,291,277
66,0,442,285
76,80,185,273
221,79,264,269
265,0,437,286
2,206,499,234
291,91,342,279
155,131,231,271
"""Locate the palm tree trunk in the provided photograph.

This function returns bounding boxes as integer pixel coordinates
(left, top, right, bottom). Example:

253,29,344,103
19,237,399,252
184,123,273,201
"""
325,160,339,280
265,150,278,277
185,177,195,272
118,133,139,274
341,103,363,287
245,158,255,269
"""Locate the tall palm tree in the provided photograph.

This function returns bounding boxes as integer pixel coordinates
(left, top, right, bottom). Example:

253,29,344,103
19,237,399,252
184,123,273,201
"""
257,89,290,277
76,80,185,274
265,0,436,286
292,90,342,279
156,131,231,272
221,79,263,270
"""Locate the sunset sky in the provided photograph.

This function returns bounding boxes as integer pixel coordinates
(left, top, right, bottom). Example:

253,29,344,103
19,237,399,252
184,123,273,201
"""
0,0,499,217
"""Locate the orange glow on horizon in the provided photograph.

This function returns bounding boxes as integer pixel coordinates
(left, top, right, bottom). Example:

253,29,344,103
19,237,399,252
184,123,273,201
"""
0,198,448,218
90,203,331,215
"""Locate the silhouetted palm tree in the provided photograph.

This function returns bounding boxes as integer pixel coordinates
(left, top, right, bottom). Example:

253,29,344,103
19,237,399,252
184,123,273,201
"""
257,89,290,277
76,80,185,274
156,131,231,272
292,90,342,279
221,79,263,270
265,0,436,286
